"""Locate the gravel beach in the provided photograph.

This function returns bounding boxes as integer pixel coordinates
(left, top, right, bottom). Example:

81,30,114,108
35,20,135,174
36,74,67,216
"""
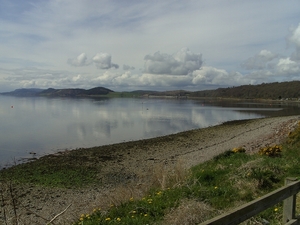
1,115,299,224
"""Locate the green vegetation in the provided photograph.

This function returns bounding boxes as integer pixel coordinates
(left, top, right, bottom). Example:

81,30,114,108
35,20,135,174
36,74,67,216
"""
73,122,300,225
1,122,300,224
0,150,102,188
190,81,300,100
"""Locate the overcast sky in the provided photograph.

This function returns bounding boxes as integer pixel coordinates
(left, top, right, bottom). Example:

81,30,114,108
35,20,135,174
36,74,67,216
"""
1,0,300,92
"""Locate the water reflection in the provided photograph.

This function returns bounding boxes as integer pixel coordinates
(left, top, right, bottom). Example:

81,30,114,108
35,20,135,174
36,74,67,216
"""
0,96,299,167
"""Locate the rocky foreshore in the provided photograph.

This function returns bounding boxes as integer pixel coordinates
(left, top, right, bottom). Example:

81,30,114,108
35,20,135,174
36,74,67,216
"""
1,115,299,224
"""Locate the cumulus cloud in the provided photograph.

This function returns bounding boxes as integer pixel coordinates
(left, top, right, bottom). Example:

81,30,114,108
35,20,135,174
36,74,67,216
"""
144,48,202,75
276,57,300,75
92,53,119,69
288,23,300,61
67,53,90,67
192,66,255,86
241,50,278,70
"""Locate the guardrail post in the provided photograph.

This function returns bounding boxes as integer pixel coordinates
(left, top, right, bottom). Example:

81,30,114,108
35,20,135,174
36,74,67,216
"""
283,177,297,224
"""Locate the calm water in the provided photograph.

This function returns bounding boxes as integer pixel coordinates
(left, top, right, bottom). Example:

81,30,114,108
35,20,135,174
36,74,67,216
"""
0,96,299,167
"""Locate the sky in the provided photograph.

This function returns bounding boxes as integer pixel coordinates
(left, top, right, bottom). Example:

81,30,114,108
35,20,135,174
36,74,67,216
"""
1,0,300,92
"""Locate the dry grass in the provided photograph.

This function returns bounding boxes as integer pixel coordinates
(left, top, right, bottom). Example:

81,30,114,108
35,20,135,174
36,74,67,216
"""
161,199,215,225
147,159,189,190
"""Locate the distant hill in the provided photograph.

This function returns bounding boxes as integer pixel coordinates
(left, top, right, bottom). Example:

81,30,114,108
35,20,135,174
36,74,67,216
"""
1,81,300,99
1,87,114,97
39,87,114,97
189,81,300,100
0,88,45,96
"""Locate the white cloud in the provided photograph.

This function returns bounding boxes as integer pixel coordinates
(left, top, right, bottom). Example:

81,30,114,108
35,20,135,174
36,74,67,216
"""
192,67,254,86
276,57,300,75
241,50,278,70
144,48,202,75
92,53,119,69
288,23,300,61
0,1,300,92
67,53,90,67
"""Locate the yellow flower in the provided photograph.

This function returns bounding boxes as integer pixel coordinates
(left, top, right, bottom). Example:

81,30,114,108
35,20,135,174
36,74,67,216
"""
117,217,121,221
79,217,84,221
214,186,218,189
144,214,148,217
274,208,278,212
105,217,111,221
130,197,134,201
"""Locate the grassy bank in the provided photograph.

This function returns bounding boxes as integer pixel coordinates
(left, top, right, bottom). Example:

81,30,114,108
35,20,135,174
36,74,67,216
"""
1,119,300,224
73,122,300,225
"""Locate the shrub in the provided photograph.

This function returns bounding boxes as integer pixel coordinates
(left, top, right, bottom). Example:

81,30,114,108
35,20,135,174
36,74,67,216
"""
232,147,246,153
258,145,282,157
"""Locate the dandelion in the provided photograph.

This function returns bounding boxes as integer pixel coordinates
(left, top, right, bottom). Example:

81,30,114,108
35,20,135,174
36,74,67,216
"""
144,214,148,217
214,186,218,189
105,217,111,221
274,208,278,212
117,217,121,221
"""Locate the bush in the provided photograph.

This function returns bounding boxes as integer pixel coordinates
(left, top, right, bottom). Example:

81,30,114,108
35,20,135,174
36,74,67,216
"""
258,145,282,157
232,147,246,153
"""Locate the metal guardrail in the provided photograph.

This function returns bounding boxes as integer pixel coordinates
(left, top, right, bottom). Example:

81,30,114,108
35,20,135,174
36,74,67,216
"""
199,177,300,225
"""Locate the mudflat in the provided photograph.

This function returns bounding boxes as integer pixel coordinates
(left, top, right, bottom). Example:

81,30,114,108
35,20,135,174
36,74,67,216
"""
1,115,299,224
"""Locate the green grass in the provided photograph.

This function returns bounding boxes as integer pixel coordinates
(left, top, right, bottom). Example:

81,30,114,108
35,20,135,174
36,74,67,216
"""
1,122,300,224
74,123,300,225
0,151,101,188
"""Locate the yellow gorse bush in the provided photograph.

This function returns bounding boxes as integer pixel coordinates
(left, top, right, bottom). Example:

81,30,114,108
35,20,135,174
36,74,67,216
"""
258,145,282,157
232,147,246,153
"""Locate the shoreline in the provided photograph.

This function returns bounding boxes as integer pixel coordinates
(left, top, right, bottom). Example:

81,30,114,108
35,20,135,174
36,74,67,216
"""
1,115,299,224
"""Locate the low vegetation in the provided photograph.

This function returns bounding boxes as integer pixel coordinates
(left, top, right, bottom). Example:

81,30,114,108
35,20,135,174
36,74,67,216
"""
73,122,300,225
1,122,300,224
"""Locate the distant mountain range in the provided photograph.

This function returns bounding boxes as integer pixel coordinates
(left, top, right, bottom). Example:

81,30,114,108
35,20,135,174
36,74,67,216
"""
0,87,114,97
1,81,300,100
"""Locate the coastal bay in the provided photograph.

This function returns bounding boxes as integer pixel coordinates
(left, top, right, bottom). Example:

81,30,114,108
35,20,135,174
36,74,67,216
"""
0,115,299,224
